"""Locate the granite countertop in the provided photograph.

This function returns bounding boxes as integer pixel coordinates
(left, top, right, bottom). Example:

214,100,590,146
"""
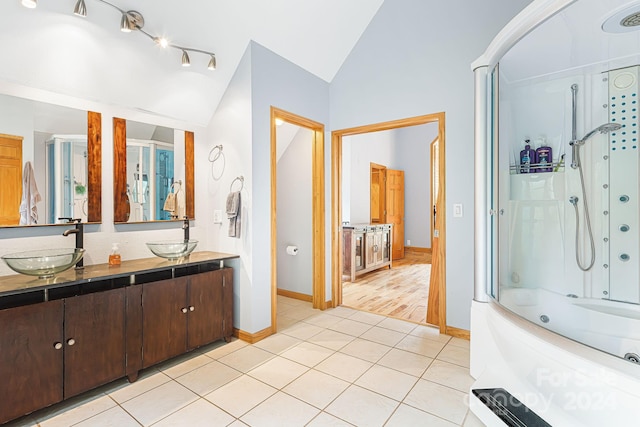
0,251,238,297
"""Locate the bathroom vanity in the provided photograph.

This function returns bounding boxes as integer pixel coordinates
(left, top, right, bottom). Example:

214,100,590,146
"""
0,251,236,424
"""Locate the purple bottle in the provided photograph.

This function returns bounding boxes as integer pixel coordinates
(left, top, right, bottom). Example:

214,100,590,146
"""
536,145,553,173
520,140,537,174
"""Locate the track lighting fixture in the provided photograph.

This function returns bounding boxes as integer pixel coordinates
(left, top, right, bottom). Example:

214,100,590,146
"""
22,0,217,71
73,0,86,17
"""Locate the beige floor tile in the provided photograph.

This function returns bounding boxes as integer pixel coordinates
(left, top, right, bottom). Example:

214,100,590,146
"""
449,337,471,349
204,375,277,418
303,312,343,328
360,326,406,346
347,310,386,325
355,364,418,401
108,369,170,404
280,321,324,340
158,353,214,379
240,391,320,427
325,385,398,427
73,405,140,427
422,359,474,393
437,344,471,368
280,296,310,307
395,334,447,358
283,369,350,409
324,305,358,318
280,341,335,367
403,379,468,425
307,329,355,351
152,398,235,427
328,318,373,337
315,352,373,382
385,404,457,427
377,348,434,377
253,333,302,355
217,345,274,372
203,338,248,359
339,338,392,363
37,393,115,427
277,315,299,330
283,305,318,321
463,410,487,426
247,356,309,389
306,412,354,426
410,324,452,343
376,317,418,334
228,421,250,427
175,359,242,396
121,381,198,426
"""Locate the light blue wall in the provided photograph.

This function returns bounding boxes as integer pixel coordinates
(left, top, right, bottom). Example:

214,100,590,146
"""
277,127,313,295
330,0,532,329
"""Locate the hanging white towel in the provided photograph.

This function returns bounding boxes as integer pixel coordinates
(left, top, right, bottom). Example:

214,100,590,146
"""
226,191,241,238
19,161,42,225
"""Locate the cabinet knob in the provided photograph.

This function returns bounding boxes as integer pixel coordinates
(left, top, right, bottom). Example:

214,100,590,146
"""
67,338,76,346
181,307,188,313
189,306,195,312
54,342,63,350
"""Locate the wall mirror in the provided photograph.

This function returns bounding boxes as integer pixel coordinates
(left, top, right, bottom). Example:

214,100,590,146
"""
113,117,194,223
0,93,101,227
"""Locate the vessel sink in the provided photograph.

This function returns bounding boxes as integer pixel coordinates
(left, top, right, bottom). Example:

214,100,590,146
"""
146,240,198,260
1,248,85,279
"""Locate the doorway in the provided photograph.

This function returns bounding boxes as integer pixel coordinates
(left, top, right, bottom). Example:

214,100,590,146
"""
270,107,325,333
331,112,447,332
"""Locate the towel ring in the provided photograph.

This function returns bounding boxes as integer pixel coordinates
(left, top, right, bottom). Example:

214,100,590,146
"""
170,180,182,193
208,145,223,162
230,176,244,192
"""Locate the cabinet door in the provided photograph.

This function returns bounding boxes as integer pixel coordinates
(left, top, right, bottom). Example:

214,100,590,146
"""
64,288,126,398
221,268,234,339
354,232,365,271
366,231,375,267
187,270,223,350
382,227,391,263
142,277,188,368
0,300,64,424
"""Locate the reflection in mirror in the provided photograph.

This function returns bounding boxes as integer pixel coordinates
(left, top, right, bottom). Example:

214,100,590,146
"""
0,94,101,227
113,118,193,223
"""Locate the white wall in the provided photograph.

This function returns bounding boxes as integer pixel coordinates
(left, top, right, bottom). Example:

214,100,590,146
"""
330,0,532,329
277,127,313,295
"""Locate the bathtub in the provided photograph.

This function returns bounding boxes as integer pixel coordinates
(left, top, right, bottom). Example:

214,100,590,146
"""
499,287,640,361
470,299,640,426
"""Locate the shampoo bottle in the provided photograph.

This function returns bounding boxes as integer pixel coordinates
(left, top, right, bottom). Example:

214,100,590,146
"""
520,140,536,174
109,243,121,266
535,139,553,173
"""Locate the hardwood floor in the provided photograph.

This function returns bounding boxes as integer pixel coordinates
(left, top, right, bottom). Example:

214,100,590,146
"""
342,249,432,324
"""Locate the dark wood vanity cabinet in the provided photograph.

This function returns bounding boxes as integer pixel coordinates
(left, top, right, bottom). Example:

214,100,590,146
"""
142,268,233,368
0,288,126,424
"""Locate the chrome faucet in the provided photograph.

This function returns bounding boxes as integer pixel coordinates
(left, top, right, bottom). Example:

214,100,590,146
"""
182,216,190,242
60,218,84,269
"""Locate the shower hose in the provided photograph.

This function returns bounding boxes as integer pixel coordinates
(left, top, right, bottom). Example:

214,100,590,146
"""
572,148,596,271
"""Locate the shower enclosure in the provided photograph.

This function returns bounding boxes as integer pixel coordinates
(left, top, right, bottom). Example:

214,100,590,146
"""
471,0,640,425
46,135,88,223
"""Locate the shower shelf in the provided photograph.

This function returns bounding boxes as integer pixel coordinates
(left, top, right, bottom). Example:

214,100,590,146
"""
509,161,564,174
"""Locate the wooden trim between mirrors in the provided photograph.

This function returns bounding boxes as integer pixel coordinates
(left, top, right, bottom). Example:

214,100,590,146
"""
87,111,102,223
185,131,195,219
113,117,128,223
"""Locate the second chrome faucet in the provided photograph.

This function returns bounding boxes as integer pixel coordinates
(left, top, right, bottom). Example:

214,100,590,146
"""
60,217,84,269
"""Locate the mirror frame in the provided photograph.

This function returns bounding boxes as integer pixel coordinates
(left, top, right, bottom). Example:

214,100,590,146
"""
112,117,194,223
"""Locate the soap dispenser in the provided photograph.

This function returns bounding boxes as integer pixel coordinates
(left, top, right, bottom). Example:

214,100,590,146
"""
109,243,121,266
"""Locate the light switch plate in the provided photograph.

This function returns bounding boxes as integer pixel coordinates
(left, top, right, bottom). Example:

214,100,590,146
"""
213,210,222,224
453,203,463,218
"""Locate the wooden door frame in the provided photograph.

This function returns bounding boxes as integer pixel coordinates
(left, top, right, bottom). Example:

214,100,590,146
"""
369,162,386,224
270,107,326,333
430,136,439,248
331,112,447,332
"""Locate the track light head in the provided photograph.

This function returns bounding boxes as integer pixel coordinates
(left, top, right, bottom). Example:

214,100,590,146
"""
207,55,217,71
73,0,87,17
155,37,169,48
21,0,37,8
181,50,191,67
120,10,144,32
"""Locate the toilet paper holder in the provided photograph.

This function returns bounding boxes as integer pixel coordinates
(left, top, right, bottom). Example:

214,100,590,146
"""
286,245,298,256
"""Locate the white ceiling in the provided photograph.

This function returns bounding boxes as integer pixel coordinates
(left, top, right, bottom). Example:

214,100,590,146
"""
0,0,384,124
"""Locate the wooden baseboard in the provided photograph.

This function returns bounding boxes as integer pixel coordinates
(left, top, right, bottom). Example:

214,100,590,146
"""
277,288,313,302
445,325,470,340
233,326,272,344
405,246,431,254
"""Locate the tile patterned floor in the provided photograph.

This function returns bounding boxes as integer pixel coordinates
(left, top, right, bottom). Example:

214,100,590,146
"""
7,297,485,427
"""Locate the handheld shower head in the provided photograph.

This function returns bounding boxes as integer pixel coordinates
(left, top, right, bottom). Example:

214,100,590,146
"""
577,123,622,145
